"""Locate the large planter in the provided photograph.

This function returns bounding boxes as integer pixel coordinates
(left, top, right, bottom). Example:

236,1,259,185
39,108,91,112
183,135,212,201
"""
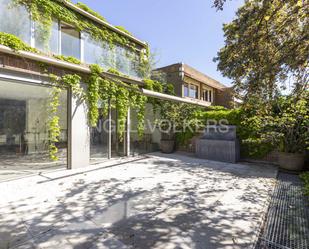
160,139,175,154
278,152,304,171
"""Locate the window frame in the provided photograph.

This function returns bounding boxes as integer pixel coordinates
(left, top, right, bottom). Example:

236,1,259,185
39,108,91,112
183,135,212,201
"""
201,86,213,103
60,22,82,60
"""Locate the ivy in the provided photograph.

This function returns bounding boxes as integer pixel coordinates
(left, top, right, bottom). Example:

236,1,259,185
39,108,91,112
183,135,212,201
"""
87,64,102,126
48,81,62,161
54,55,82,65
0,32,37,52
48,73,82,161
75,1,107,22
115,26,132,36
0,32,85,66
12,0,146,56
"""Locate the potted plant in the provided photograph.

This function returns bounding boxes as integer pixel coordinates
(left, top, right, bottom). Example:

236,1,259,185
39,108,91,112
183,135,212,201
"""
273,94,309,171
160,130,176,153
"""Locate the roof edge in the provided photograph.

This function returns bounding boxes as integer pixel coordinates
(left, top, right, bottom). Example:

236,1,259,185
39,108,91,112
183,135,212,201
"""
61,0,147,48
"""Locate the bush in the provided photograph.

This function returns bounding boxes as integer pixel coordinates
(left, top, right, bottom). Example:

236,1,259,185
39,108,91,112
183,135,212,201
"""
300,172,309,197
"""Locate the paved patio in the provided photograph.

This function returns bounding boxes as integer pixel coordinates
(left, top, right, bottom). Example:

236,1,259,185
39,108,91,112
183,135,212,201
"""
0,153,277,249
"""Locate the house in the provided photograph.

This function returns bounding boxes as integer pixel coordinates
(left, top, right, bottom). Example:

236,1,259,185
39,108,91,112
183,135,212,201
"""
0,0,211,177
155,63,234,108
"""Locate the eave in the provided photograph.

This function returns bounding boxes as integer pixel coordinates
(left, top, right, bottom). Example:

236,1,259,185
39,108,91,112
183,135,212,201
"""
60,0,147,48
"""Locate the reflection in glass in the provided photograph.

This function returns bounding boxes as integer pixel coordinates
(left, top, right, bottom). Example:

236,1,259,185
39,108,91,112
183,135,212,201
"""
35,20,59,54
129,104,160,156
184,83,189,97
61,23,80,59
0,79,68,173
90,108,109,164
0,0,31,44
83,32,106,65
189,85,198,99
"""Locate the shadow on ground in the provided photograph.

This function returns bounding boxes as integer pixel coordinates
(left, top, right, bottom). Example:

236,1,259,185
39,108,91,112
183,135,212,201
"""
0,153,277,249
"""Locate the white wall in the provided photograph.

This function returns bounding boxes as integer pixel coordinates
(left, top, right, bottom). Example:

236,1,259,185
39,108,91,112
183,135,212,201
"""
69,92,90,168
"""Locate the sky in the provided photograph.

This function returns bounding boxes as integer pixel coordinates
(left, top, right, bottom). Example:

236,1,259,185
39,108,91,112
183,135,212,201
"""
72,0,244,86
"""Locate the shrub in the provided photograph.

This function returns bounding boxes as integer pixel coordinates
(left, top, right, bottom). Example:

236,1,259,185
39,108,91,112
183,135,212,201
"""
300,172,309,197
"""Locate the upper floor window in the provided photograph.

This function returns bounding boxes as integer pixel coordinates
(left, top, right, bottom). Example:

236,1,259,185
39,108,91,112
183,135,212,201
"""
202,88,213,102
61,23,80,59
83,32,106,65
189,84,199,99
115,45,140,77
35,20,59,54
202,89,209,101
0,0,143,78
184,83,189,97
0,0,31,44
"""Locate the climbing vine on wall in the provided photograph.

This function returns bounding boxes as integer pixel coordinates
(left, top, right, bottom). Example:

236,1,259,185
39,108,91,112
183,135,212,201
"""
48,73,83,161
12,0,146,56
87,64,102,126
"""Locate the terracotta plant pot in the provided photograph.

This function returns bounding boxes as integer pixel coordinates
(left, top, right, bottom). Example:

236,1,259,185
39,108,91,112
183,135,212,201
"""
160,139,175,154
278,152,305,171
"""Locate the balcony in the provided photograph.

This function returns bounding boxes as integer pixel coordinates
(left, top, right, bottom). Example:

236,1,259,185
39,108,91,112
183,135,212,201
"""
0,0,143,79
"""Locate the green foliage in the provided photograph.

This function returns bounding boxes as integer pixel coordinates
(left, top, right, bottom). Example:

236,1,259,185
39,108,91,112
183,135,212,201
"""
239,91,309,157
85,66,148,139
271,93,309,153
47,78,62,161
300,172,309,197
48,73,82,161
61,74,84,98
87,64,103,127
195,108,241,126
115,26,132,36
13,0,147,61
75,2,107,22
0,32,37,52
54,55,81,65
107,68,122,76
215,0,309,101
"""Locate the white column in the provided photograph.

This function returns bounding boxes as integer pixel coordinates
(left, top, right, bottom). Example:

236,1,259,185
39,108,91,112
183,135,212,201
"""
68,89,90,169
126,107,130,156
108,99,112,159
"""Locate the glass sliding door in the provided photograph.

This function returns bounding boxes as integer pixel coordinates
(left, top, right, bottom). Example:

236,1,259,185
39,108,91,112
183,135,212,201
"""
129,104,160,156
111,108,126,158
0,79,68,179
90,108,109,164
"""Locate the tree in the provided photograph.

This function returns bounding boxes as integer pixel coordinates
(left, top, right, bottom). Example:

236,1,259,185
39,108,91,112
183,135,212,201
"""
213,0,228,10
215,0,309,102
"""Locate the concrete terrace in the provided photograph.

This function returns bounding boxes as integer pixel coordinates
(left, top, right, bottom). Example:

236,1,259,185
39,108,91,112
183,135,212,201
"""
0,153,277,249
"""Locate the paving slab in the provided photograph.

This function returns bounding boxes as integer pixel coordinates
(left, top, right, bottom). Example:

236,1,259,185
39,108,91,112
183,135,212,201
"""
0,153,277,249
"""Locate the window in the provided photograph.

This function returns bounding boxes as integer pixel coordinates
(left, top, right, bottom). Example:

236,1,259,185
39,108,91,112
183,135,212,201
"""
83,32,106,65
0,79,68,167
35,20,59,54
202,88,213,102
189,85,199,99
0,0,31,44
115,45,131,76
184,83,189,97
61,23,80,59
202,89,209,101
